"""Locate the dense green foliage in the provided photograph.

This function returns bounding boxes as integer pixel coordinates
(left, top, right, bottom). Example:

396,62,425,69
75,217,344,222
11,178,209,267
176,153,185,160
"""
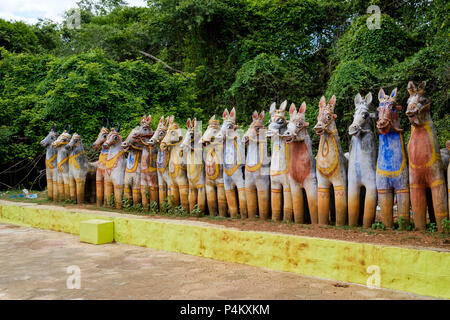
0,0,448,188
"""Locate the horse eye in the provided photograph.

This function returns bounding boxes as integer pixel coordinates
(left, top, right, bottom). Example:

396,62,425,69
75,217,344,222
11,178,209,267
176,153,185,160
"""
363,113,368,119
114,136,118,140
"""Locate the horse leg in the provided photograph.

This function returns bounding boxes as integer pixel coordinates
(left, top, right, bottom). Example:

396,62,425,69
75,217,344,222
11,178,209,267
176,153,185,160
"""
46,171,53,200
318,182,331,225
256,179,270,221
217,183,228,218
237,186,247,219
150,174,159,208
141,180,150,211
271,182,282,222
132,177,141,207
158,183,167,209
291,182,304,224
114,184,123,209
362,185,377,228
378,189,394,228
63,173,71,201
197,186,206,215
410,185,426,230
69,175,76,202
179,184,189,213
245,185,258,219
169,184,180,208
334,185,347,226
96,170,104,207
225,183,238,219
396,189,410,230
104,178,114,207
205,183,218,216
123,175,132,204
76,178,85,204
52,177,58,202
189,186,197,214
305,179,318,224
283,184,293,222
348,182,360,226
430,182,449,232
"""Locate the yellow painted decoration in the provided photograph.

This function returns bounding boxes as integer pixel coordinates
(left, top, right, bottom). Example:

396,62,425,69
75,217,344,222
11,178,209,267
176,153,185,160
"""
246,141,265,172
270,143,290,176
224,139,242,176
187,150,202,184
1,202,449,299
57,156,69,172
206,149,220,180
45,154,57,169
126,151,141,173
69,151,85,169
106,150,125,170
98,152,108,166
317,133,339,178
377,133,407,177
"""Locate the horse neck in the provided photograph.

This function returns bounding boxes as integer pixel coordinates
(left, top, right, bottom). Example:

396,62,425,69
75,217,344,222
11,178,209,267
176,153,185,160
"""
379,131,404,154
225,136,243,164
247,137,268,165
57,146,69,160
71,143,84,156
46,145,56,159
107,143,123,159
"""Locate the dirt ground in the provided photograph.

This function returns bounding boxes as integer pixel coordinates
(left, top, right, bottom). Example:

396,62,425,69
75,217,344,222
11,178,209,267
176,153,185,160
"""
1,192,449,251
0,223,433,300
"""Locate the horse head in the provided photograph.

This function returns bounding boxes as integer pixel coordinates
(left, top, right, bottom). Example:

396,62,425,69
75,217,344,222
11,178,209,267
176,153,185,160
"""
377,88,403,135
243,111,266,145
40,124,58,147
349,93,375,136
200,115,223,147
149,116,169,146
267,100,288,138
283,102,309,143
160,115,183,151
406,81,431,126
314,95,337,136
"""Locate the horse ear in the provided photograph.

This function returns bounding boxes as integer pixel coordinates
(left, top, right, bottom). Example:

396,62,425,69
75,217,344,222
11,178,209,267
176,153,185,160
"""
210,115,216,122
378,88,385,101
106,118,110,129
354,93,362,106
319,96,326,109
169,115,174,124
259,110,265,120
279,100,287,112
159,116,164,123
289,103,297,117
147,114,151,123
116,122,120,132
299,102,306,114
141,115,146,125
230,107,236,121
328,95,336,109
365,92,372,105
186,118,191,128
222,108,229,119
192,118,197,128
252,111,258,120
164,116,170,126
390,88,397,99
418,81,426,94
269,102,276,115
67,125,71,134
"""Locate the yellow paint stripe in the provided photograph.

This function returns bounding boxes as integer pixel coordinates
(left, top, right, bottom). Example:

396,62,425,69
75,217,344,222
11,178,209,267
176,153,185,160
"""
1,202,449,299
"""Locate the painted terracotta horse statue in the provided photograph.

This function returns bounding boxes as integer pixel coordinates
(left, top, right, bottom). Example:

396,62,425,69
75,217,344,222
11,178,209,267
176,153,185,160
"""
406,81,448,231
314,95,348,226
348,93,377,228
40,124,58,201
376,88,410,229
282,102,319,224
102,124,126,209
52,126,72,201
200,115,227,217
149,116,171,208
66,133,96,203
122,126,143,206
243,111,270,220
267,101,293,221
160,115,189,211
139,115,159,210
181,118,207,215
221,108,247,218
92,119,111,206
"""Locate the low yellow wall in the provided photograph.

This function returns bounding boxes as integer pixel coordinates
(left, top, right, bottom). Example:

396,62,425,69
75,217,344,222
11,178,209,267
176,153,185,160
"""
1,202,449,299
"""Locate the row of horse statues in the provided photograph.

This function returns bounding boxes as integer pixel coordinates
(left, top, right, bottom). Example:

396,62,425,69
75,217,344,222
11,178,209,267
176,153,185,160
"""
40,81,450,231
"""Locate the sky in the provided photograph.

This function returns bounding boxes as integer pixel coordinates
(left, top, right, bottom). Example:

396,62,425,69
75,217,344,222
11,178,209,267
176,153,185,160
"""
0,0,148,24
